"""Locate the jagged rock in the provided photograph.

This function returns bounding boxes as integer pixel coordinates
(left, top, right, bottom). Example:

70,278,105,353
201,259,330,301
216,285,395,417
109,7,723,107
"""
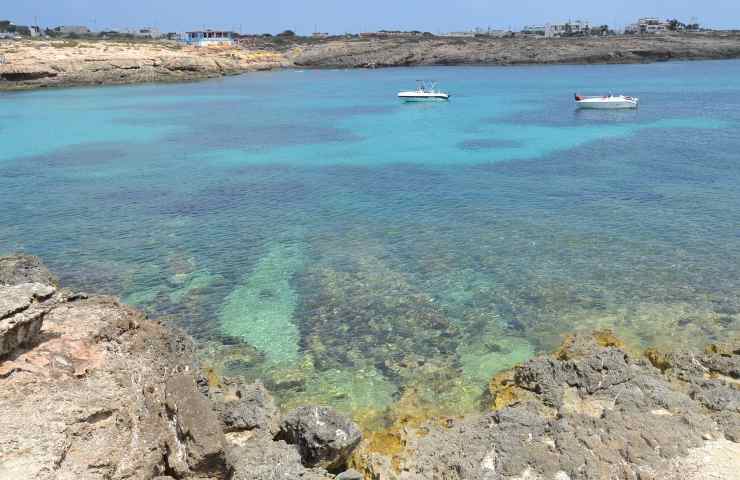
277,406,362,470
164,374,228,476
514,344,632,406
690,379,740,412
0,283,56,357
0,254,58,287
227,437,332,480
336,469,363,480
351,332,740,480
212,379,281,435
0,255,229,479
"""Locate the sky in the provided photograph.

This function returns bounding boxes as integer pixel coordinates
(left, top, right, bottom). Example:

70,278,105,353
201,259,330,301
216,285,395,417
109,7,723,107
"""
3,0,738,34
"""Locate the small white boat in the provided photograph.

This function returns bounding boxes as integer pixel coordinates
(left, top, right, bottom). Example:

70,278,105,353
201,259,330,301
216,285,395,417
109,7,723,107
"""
575,93,639,109
398,81,450,102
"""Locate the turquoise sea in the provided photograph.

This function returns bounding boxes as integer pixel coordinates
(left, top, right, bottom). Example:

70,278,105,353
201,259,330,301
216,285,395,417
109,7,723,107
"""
2,61,740,423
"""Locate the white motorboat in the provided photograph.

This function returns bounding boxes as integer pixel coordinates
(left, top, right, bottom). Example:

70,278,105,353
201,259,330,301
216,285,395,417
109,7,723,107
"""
575,94,639,109
398,81,450,102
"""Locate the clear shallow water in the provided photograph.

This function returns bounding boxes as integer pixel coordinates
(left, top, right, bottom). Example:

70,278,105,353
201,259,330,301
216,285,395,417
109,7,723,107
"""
2,61,740,424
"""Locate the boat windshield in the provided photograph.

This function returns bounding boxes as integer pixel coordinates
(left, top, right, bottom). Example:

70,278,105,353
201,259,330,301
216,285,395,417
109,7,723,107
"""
416,80,438,93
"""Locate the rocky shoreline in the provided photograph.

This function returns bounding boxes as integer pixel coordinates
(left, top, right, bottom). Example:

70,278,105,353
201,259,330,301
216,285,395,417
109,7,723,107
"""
1,33,739,91
0,40,287,91
1,254,738,479
290,32,740,69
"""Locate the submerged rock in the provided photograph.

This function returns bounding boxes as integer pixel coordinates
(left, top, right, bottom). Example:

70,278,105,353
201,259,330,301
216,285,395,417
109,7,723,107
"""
220,242,305,364
277,406,363,470
168,269,223,304
295,255,459,375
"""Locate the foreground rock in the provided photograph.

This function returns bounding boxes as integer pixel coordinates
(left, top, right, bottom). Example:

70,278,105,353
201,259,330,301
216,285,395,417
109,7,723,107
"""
0,253,58,287
207,378,281,436
352,331,740,479
277,406,363,470
0,255,342,479
0,282,56,357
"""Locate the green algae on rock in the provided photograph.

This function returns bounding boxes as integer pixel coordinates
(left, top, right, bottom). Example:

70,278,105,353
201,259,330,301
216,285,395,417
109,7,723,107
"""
169,270,224,304
281,365,398,420
123,286,162,308
457,335,535,387
219,242,305,364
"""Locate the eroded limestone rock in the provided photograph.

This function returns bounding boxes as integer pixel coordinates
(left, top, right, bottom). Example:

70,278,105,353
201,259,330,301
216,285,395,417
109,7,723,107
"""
277,406,362,470
351,332,740,480
0,283,56,357
0,253,58,287
209,378,281,435
164,374,229,476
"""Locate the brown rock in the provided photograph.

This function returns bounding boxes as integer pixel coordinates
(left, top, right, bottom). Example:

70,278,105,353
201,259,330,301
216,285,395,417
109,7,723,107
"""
165,374,228,476
0,283,56,357
0,254,58,287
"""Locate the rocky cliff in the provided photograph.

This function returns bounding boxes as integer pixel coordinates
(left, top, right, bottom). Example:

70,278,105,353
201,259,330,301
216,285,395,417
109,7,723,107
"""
1,254,738,479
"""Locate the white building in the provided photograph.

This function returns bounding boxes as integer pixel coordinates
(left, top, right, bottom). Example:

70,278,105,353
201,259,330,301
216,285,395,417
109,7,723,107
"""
182,30,236,47
638,18,669,34
545,20,592,38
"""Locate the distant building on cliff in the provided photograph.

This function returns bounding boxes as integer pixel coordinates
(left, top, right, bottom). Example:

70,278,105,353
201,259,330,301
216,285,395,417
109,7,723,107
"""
54,25,91,35
360,30,427,38
312,32,330,38
521,25,546,36
182,30,236,47
545,20,592,38
0,20,42,38
636,18,670,34
135,28,163,39
441,31,476,38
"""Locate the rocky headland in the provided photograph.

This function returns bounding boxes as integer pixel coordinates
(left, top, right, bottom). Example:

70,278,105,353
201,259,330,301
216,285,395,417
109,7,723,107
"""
1,253,738,479
0,40,287,91
1,33,740,91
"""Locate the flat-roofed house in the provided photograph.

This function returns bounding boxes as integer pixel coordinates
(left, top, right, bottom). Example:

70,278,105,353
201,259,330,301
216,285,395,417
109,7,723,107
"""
638,18,669,34
182,30,236,47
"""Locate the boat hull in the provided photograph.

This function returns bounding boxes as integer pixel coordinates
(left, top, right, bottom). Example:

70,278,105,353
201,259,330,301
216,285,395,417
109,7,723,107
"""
575,97,639,109
398,95,450,102
398,90,450,102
